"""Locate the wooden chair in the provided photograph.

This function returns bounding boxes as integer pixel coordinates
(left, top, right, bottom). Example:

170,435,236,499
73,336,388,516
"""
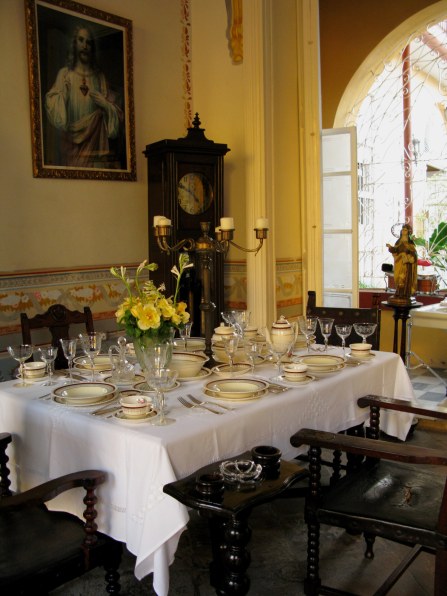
20,304,94,369
306,291,381,350
291,396,447,595
0,432,122,594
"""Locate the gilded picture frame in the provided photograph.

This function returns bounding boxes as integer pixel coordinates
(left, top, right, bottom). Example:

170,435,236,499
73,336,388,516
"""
25,0,136,180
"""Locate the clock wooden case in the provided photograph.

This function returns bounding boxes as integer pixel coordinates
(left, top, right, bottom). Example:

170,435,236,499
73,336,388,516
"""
144,114,230,336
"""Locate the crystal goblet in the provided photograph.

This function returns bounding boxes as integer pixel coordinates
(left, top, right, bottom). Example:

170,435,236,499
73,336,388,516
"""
335,324,352,354
298,315,318,353
220,334,239,373
268,337,294,382
353,322,377,344
38,345,59,386
78,332,103,381
148,368,178,426
60,338,77,383
7,344,34,388
318,317,334,352
179,322,192,351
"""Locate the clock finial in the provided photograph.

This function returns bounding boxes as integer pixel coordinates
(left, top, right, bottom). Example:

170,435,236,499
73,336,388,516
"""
192,113,201,128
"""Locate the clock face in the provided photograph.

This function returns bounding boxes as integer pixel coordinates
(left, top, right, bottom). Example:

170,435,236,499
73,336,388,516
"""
178,173,214,215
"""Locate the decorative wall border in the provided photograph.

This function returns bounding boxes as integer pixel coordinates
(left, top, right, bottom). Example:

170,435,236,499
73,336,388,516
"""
180,0,193,129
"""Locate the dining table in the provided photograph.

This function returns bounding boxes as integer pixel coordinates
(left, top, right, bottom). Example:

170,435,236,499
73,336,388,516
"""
0,347,415,596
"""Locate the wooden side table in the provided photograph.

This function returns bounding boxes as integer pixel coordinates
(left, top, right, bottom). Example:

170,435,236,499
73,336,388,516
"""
381,301,423,361
163,450,307,595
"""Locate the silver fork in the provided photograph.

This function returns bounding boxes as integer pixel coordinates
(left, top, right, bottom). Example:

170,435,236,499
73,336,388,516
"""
187,394,234,411
178,396,223,415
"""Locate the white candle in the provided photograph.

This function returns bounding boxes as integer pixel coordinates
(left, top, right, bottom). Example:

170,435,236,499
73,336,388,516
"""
220,217,234,230
153,215,164,227
255,217,269,229
158,217,171,226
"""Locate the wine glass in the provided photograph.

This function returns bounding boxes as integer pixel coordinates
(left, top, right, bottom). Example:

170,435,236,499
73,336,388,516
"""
140,342,170,381
179,322,192,350
318,318,334,352
335,324,352,354
78,332,103,381
38,345,59,386
298,315,318,353
60,338,77,383
268,337,294,382
220,334,239,373
7,344,34,387
149,368,178,426
221,310,250,338
243,338,263,372
353,322,377,344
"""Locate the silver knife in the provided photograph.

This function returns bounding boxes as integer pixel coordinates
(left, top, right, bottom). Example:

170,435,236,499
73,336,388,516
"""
90,405,120,416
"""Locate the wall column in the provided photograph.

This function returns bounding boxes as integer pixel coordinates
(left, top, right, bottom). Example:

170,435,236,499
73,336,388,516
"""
243,0,276,327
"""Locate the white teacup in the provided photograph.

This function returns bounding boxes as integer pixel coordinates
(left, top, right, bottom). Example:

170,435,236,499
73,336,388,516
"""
23,361,47,378
119,394,151,419
283,363,308,381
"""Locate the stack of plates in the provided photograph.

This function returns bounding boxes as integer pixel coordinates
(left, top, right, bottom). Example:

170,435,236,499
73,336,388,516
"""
296,354,345,376
203,378,269,401
52,382,117,406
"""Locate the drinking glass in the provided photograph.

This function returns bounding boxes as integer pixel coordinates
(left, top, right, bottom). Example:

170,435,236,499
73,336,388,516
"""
38,345,59,386
298,315,318,353
60,338,77,383
221,334,239,373
149,368,178,426
318,317,334,352
353,322,377,344
140,342,170,380
243,339,263,372
78,332,103,381
221,310,250,338
179,322,192,350
335,324,352,353
268,338,294,382
7,344,34,387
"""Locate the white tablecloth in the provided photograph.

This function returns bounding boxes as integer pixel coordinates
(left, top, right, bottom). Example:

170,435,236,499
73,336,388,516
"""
0,349,414,595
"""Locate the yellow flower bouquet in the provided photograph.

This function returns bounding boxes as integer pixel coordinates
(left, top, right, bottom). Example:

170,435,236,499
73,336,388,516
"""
110,253,192,342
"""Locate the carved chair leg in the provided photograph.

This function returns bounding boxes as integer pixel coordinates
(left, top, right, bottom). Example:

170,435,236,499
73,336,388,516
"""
217,515,252,596
104,541,122,594
0,434,12,497
304,520,321,595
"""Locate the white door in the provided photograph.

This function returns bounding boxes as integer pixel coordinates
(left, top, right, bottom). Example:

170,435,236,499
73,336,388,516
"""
321,127,358,307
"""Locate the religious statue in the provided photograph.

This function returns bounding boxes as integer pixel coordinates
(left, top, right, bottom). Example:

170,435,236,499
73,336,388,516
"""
386,224,418,304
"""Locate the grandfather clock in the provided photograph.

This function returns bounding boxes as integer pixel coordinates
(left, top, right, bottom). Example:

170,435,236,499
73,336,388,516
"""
144,114,230,336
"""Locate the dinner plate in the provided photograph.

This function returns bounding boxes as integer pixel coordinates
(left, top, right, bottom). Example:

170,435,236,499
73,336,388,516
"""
17,374,49,384
53,391,117,407
204,388,268,402
211,363,252,377
52,382,117,405
103,373,145,387
310,364,346,376
203,378,269,400
113,409,158,423
297,354,345,370
177,367,212,383
133,380,181,393
73,355,111,371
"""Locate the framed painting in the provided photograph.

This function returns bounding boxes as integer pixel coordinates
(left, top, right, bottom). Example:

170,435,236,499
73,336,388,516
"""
25,0,136,180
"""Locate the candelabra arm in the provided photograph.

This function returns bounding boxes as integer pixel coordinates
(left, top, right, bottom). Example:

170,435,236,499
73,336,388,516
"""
228,238,264,256
156,236,196,254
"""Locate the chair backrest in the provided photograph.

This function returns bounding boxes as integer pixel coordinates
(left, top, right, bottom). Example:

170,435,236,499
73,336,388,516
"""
306,291,381,350
20,304,94,369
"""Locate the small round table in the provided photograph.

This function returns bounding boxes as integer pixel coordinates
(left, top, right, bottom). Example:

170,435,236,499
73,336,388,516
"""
381,300,423,361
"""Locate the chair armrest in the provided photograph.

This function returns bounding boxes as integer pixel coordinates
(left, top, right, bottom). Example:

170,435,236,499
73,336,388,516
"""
291,428,447,466
0,469,106,509
358,394,447,420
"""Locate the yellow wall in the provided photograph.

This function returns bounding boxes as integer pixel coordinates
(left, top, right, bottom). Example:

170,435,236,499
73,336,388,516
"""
0,0,184,271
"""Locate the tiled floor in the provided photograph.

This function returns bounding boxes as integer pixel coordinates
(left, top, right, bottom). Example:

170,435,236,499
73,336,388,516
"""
52,365,447,595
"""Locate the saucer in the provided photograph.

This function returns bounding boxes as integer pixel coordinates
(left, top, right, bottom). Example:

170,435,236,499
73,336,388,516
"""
279,374,315,386
113,409,158,423
133,380,180,393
